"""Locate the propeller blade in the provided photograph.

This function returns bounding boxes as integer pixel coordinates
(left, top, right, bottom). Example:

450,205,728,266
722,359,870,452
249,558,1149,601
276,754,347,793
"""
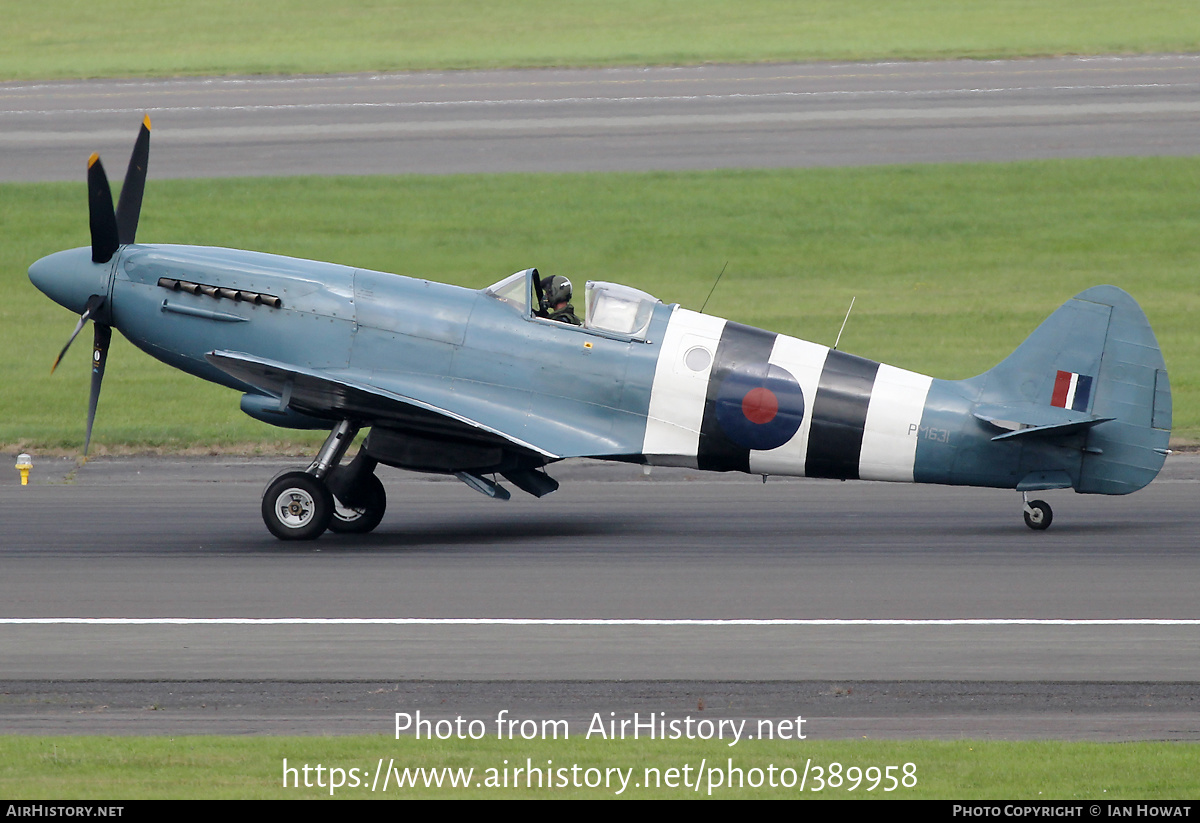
50,294,106,374
83,323,113,459
88,154,119,264
115,115,151,245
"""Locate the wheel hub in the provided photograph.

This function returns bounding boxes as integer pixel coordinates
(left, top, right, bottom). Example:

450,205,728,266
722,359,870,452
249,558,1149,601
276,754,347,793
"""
277,490,315,526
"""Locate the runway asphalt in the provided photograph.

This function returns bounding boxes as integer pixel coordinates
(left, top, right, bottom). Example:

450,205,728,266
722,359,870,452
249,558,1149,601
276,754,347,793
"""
3,55,1200,180
1,455,1197,738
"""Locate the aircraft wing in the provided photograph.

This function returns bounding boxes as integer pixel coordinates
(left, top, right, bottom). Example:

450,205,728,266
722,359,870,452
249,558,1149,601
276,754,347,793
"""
206,351,560,458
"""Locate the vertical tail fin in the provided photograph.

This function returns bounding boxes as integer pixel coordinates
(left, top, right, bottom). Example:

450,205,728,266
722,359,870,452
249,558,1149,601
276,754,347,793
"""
978,285,1171,494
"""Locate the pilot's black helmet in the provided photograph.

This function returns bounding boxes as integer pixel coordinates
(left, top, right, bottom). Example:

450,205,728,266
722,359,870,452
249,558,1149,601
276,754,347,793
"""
542,275,573,306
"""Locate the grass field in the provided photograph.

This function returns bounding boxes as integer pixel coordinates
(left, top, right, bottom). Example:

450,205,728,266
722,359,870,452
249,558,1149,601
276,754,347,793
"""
3,157,1197,452
1,736,1196,799
5,0,1200,80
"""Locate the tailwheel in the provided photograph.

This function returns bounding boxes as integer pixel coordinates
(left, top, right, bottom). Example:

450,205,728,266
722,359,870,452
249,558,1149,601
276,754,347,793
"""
263,471,334,540
329,473,387,535
1022,498,1053,531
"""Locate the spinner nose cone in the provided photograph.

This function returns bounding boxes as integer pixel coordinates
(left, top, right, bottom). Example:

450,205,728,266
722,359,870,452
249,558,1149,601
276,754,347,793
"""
29,247,111,314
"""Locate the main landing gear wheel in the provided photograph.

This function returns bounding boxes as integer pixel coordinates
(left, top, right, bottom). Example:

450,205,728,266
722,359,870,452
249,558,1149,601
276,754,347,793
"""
1023,499,1053,531
329,474,387,535
262,471,334,541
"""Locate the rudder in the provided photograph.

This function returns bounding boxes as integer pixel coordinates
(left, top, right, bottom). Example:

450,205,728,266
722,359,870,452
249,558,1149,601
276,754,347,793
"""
1075,286,1171,493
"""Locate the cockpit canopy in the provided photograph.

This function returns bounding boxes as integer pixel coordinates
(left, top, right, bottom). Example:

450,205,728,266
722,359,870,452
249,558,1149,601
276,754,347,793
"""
584,281,658,339
485,268,661,341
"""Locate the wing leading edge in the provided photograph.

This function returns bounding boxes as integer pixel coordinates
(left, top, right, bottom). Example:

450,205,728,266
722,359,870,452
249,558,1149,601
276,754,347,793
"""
206,350,559,459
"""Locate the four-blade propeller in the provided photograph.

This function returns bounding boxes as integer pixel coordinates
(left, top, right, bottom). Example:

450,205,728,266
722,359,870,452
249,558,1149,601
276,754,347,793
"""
53,115,151,458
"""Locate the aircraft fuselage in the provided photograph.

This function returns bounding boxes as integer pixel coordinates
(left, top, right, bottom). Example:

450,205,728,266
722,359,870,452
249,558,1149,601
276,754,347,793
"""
31,243,1170,498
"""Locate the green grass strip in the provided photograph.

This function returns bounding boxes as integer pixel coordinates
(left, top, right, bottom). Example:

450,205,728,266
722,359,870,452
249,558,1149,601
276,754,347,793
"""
0,736,1196,799
4,157,1197,452
6,1,1200,81
0,739,1195,801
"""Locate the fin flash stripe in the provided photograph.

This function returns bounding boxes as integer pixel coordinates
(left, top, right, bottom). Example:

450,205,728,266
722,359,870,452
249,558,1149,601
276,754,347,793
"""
1051,370,1092,412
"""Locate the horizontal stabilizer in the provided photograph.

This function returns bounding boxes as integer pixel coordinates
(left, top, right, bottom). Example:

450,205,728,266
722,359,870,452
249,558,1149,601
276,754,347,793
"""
973,403,1114,442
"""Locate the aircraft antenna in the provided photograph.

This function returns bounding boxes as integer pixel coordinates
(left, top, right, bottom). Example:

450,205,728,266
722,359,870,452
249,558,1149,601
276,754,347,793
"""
700,262,729,314
833,296,856,350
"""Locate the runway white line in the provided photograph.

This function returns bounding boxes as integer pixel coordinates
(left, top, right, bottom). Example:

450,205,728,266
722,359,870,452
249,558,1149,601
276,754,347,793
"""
3,618,1198,626
2,82,1194,118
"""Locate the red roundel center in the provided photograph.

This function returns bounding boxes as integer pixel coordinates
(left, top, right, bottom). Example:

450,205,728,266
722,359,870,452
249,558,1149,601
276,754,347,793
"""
741,387,779,425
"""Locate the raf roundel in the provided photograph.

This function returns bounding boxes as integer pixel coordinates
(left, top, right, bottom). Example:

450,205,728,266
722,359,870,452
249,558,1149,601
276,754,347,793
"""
714,364,805,451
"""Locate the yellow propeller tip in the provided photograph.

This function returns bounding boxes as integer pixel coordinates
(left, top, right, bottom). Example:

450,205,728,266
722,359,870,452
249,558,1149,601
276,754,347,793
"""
87,152,100,168
143,114,152,130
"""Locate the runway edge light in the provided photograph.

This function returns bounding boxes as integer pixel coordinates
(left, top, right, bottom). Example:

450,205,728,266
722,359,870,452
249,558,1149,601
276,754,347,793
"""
15,453,32,485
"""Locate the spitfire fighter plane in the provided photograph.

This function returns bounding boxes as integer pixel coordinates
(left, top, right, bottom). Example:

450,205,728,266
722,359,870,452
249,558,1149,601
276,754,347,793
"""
29,120,1172,539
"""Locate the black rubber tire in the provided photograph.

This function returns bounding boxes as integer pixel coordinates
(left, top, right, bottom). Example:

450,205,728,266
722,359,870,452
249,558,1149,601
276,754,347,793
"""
1023,499,1053,531
328,474,387,535
262,471,334,540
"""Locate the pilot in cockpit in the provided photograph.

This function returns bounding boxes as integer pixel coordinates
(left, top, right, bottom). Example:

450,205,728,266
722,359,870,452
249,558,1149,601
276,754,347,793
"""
540,275,582,326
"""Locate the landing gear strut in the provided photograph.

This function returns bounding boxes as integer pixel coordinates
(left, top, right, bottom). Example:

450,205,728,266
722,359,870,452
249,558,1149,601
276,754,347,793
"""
1022,493,1053,531
260,421,386,540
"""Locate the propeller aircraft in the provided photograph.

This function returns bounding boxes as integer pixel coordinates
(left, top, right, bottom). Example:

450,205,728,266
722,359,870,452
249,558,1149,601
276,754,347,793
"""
29,119,1173,539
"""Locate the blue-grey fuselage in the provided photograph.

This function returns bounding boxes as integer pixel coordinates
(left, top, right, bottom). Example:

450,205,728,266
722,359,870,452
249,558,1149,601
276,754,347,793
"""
30,242,1171,498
